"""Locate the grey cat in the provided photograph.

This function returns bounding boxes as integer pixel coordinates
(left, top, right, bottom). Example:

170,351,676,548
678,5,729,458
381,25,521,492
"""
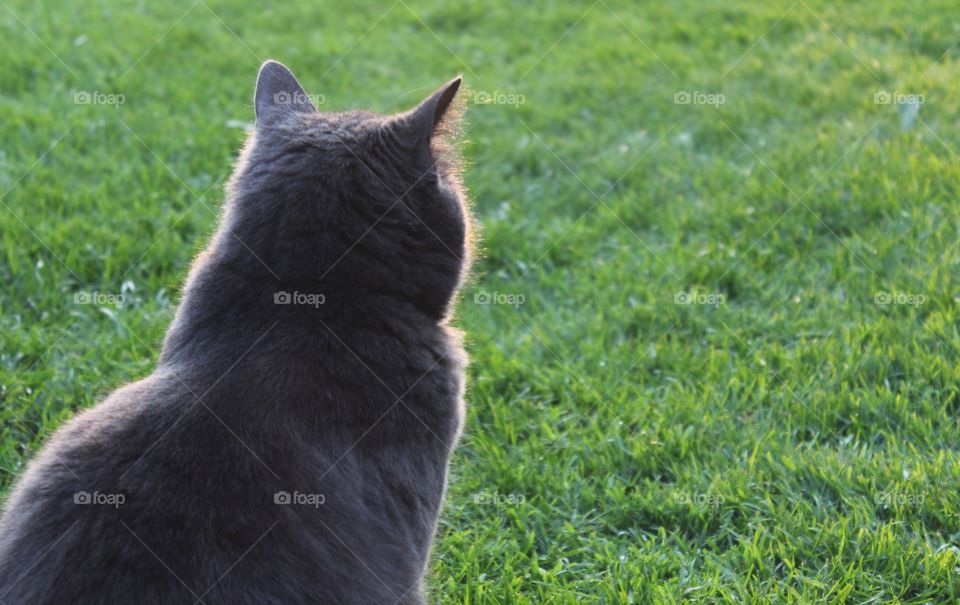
0,61,472,604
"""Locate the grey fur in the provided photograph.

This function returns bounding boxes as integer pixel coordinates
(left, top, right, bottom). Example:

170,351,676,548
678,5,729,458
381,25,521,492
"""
0,61,472,604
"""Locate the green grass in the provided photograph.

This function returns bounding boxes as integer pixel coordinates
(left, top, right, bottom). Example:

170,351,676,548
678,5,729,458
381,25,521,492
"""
1,0,960,602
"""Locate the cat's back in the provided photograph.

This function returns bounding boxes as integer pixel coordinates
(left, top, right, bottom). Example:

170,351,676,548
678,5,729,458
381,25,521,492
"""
0,365,344,602
0,368,201,601
0,320,464,604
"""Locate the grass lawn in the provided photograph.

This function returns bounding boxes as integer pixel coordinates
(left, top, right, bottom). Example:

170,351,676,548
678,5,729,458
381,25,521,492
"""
2,0,960,602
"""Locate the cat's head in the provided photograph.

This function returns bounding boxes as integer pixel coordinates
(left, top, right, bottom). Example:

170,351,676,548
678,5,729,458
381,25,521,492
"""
218,60,472,320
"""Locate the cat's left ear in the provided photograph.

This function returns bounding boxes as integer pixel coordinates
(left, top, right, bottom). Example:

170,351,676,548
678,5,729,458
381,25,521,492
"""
393,76,463,145
254,60,317,127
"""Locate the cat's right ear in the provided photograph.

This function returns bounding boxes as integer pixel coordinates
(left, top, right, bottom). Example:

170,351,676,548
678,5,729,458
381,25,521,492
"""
254,60,317,127
390,76,463,148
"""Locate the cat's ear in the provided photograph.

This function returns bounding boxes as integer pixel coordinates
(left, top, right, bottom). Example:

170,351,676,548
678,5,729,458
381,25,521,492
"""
254,60,317,126
393,76,463,145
